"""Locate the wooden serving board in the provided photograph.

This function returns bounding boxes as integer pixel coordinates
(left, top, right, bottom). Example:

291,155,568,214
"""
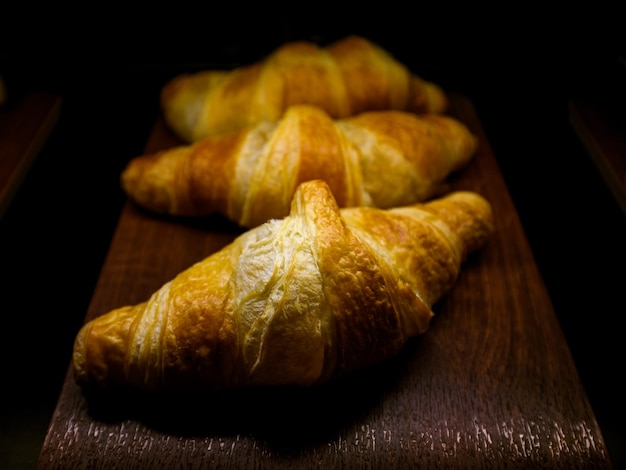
36,94,613,469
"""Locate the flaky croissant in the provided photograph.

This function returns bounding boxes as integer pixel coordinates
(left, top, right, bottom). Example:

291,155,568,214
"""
121,105,477,228
73,180,493,391
161,35,448,142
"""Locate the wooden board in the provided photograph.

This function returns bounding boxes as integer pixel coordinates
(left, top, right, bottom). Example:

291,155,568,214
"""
0,92,61,219
569,98,626,215
35,94,613,469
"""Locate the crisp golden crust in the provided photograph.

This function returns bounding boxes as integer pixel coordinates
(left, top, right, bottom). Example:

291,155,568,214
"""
121,105,477,228
73,180,493,391
160,35,448,142
338,111,478,208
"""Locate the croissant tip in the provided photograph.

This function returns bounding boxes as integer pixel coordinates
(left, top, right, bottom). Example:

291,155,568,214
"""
160,74,186,104
72,324,89,386
120,159,142,198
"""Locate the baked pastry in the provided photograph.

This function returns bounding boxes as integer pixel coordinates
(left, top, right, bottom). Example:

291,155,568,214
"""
73,179,494,391
122,105,477,228
161,35,448,142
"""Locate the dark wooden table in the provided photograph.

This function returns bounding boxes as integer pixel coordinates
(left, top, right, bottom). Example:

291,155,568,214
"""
0,92,61,219
33,94,613,469
569,98,626,215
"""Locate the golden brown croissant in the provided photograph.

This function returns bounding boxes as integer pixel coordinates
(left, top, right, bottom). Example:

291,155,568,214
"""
161,35,448,142
121,105,477,228
73,180,493,392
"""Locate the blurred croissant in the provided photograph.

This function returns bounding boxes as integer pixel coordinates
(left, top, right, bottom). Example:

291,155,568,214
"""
73,179,494,391
121,105,477,228
161,35,448,142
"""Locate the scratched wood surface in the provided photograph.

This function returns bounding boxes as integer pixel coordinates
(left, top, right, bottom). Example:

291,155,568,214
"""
35,94,612,469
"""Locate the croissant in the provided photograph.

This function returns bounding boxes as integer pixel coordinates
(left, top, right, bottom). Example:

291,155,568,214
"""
73,180,494,392
161,35,448,142
121,105,477,228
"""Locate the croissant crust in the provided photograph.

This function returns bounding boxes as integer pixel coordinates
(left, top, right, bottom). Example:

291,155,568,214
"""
121,105,477,228
161,35,448,142
73,180,494,391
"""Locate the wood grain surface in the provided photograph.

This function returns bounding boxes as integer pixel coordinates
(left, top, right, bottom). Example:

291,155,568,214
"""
569,98,626,215
0,92,61,219
35,94,613,469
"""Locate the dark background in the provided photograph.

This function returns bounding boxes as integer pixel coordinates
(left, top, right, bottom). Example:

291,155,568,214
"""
1,7,625,469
